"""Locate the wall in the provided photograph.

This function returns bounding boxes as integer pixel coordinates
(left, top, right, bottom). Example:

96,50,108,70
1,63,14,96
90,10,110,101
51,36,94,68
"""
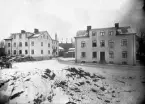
4,32,59,58
11,33,30,56
29,35,53,58
4,39,12,55
75,29,136,65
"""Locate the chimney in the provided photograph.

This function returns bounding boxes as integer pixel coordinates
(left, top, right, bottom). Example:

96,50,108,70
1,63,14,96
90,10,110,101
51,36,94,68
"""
71,38,73,43
87,26,91,36
34,28,39,34
115,23,119,29
55,33,57,41
21,30,26,33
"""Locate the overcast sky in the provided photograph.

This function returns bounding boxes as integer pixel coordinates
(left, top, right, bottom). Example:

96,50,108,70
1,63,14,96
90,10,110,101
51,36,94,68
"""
0,0,143,42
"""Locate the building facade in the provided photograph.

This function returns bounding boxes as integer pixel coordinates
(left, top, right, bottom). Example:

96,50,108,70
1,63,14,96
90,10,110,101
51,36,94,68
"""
75,23,136,65
4,29,59,59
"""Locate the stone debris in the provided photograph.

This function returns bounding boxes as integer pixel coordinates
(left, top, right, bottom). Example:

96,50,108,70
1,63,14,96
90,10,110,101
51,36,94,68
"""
0,67,144,104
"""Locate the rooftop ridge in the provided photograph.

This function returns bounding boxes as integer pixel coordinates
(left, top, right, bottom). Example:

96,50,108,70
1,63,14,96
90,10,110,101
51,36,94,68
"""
77,26,131,32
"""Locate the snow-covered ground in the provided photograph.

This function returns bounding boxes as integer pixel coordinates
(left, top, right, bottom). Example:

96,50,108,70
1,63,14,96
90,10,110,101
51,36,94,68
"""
58,57,75,61
0,59,145,104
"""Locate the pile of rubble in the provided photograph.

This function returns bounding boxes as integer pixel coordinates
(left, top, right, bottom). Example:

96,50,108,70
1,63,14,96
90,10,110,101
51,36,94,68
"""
0,67,143,104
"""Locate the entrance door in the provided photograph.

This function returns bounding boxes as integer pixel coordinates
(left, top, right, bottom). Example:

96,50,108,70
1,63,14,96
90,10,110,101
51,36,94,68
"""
100,52,105,62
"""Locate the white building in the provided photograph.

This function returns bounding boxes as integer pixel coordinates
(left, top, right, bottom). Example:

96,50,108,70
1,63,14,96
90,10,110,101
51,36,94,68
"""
4,29,59,59
75,23,136,65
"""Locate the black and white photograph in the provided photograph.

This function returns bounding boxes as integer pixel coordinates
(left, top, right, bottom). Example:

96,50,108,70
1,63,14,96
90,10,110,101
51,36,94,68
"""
0,0,145,104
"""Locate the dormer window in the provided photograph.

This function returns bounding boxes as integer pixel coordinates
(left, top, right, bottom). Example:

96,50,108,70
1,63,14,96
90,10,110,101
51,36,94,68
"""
92,31,96,36
100,31,105,36
13,34,16,39
109,31,113,35
19,34,22,39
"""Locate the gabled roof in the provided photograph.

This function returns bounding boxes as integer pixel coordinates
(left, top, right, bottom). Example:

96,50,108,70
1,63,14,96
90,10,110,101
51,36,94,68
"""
4,35,13,40
59,46,64,50
76,30,89,37
116,26,135,35
28,33,39,38
5,32,34,40
28,31,54,41
4,30,58,41
76,26,135,37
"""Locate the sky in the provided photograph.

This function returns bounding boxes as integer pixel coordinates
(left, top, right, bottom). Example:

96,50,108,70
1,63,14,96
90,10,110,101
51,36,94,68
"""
0,0,144,42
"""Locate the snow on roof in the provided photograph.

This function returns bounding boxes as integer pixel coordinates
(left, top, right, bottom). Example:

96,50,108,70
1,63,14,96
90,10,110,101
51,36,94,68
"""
59,46,64,50
76,30,88,37
68,50,75,52
28,31,53,40
4,35,13,40
4,30,55,40
69,48,75,51
76,26,134,37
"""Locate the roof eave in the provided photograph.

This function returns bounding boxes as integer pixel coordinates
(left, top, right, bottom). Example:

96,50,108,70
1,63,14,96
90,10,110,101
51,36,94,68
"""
4,38,13,40
28,36,39,39
116,33,136,36
74,36,89,38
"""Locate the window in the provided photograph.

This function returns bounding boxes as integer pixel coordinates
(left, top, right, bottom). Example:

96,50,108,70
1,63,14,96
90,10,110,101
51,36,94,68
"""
92,31,96,36
122,61,127,65
31,50,34,54
122,51,127,58
25,42,28,46
81,52,86,58
13,50,16,55
19,42,22,47
109,51,114,58
25,34,27,38
100,31,105,36
48,43,50,47
19,50,22,54
31,41,34,46
41,42,43,46
19,34,22,39
13,34,16,39
121,39,127,46
109,61,114,64
92,52,97,58
41,50,43,54
25,50,28,54
48,50,50,54
109,31,113,35
43,35,45,39
8,43,11,47
92,40,97,47
108,40,114,48
100,40,105,47
13,43,16,47
8,50,10,54
81,41,85,48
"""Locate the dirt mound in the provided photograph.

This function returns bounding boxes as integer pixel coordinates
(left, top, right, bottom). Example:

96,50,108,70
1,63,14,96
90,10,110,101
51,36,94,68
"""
0,67,142,104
